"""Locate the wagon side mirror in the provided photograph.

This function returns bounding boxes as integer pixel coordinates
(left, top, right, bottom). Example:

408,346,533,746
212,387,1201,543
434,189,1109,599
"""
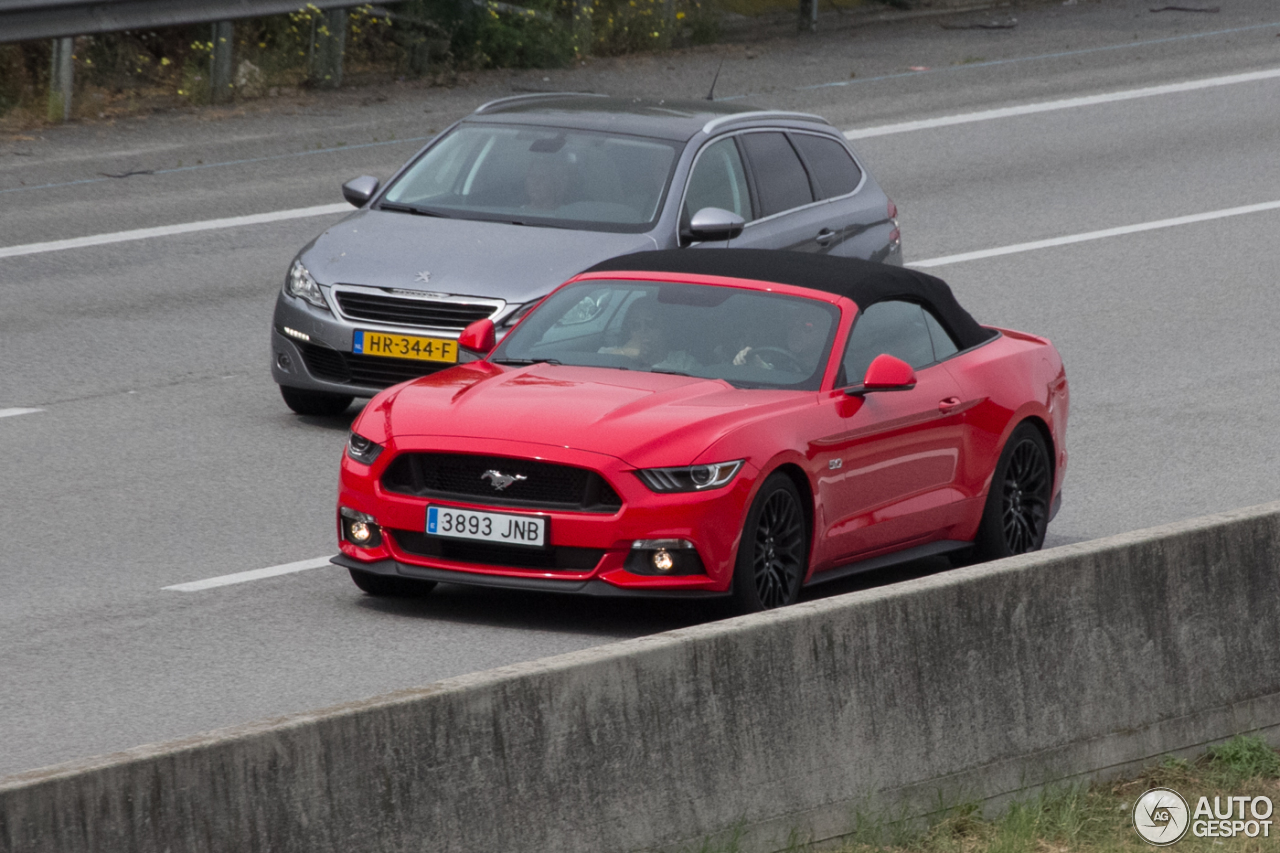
681,207,746,244
845,354,916,396
458,319,495,355
342,175,380,207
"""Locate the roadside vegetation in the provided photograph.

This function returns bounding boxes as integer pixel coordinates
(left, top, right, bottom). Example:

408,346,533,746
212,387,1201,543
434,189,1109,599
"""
0,0,908,126
705,736,1280,853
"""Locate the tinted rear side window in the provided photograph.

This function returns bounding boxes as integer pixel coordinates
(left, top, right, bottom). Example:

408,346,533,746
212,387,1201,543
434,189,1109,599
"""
923,310,960,361
790,133,862,200
739,132,815,217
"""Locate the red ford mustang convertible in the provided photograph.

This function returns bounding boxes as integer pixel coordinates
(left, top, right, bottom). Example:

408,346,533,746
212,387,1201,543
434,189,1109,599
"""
333,250,1068,612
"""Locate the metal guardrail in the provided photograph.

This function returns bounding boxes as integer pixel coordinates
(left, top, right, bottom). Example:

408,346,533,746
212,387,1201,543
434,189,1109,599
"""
0,0,357,44
2,0,363,119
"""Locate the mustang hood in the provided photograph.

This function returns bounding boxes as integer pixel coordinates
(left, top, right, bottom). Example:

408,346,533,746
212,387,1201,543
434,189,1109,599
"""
371,363,806,468
301,210,658,303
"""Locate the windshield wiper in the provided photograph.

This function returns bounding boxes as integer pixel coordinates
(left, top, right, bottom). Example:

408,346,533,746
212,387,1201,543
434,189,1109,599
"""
378,201,450,218
491,358,562,366
650,369,692,376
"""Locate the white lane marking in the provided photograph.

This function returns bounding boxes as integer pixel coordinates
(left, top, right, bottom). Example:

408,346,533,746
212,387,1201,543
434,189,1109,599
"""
908,199,1280,268
163,556,333,592
3,69,1276,260
845,67,1280,140
0,408,43,419
0,203,351,260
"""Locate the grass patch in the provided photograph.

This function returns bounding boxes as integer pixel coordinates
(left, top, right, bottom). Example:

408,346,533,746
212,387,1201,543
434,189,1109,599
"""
820,736,1280,853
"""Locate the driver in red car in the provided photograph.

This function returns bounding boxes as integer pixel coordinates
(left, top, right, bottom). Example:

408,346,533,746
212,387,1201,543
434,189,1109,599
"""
731,309,826,370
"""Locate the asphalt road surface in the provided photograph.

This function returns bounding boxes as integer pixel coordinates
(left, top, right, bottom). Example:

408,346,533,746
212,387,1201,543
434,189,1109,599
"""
2,0,1279,778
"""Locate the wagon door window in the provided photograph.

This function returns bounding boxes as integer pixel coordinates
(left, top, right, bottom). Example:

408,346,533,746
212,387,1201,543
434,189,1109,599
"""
738,132,815,217
683,137,753,223
842,300,935,384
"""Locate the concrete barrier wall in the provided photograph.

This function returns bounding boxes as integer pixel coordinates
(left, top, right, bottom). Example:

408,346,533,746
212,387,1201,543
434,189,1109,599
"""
4,501,1280,853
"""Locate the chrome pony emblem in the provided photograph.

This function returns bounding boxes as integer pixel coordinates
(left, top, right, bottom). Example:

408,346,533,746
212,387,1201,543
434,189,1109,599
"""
481,470,527,491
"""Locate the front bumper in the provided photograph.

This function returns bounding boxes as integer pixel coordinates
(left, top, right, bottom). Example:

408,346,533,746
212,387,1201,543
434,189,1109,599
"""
337,436,757,595
270,290,496,398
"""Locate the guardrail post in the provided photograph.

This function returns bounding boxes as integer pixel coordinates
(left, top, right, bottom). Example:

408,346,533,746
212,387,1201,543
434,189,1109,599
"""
47,36,73,122
797,0,817,32
310,7,347,89
210,21,234,103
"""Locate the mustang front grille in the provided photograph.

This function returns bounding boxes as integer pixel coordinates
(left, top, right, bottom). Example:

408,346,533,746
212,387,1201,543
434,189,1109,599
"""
334,291,499,330
382,453,623,513
390,530,605,571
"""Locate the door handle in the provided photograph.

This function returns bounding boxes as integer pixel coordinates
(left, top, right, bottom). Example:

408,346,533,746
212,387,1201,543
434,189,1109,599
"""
815,228,837,246
938,396,961,413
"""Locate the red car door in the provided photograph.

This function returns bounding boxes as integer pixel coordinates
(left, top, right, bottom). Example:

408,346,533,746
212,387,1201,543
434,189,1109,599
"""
810,301,970,567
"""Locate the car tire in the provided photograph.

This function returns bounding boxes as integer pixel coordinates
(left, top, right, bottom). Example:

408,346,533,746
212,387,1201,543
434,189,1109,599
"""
971,422,1052,561
279,385,354,416
348,567,437,597
731,473,808,614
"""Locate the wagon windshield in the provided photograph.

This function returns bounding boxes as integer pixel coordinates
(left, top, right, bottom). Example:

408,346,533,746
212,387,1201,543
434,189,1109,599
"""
380,125,680,233
492,280,840,390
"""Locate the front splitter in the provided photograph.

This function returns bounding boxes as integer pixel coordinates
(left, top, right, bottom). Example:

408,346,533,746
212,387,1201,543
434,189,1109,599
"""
331,554,729,599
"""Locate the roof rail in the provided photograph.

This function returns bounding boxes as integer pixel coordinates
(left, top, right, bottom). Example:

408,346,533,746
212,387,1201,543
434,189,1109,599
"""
701,110,831,135
473,91,607,115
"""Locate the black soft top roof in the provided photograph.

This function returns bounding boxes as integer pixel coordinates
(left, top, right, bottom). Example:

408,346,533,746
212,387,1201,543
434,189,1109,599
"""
582,249,994,350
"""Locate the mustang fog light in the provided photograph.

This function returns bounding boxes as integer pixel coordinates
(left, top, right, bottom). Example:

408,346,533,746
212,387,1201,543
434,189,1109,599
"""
626,539,704,576
340,506,383,548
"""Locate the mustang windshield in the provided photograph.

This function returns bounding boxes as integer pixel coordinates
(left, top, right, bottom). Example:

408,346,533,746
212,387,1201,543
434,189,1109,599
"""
380,126,680,233
492,280,840,390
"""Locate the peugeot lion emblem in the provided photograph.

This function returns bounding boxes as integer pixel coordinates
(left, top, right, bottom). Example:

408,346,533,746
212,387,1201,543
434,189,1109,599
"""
481,470,527,491
415,271,431,284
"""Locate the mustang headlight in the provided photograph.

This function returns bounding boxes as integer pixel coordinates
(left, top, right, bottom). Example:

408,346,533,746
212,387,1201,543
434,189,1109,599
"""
635,460,743,493
285,260,328,310
346,432,384,465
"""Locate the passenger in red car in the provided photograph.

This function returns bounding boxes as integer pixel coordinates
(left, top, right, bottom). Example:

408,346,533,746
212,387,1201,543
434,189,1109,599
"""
599,298,698,372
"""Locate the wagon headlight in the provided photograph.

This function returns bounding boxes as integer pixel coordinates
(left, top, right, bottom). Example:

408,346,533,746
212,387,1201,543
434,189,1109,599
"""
497,301,537,329
285,260,328,310
346,432,384,465
635,460,743,493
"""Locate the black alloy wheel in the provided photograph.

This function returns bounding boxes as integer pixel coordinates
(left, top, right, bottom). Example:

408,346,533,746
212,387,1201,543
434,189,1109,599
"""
972,423,1052,561
732,473,808,613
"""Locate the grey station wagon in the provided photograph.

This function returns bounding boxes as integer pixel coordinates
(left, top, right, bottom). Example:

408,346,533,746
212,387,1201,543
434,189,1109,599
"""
271,94,901,415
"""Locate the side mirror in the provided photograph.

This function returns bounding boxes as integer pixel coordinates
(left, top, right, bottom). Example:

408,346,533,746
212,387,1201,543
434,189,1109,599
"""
683,207,746,243
457,319,495,355
845,354,917,396
342,175,380,207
